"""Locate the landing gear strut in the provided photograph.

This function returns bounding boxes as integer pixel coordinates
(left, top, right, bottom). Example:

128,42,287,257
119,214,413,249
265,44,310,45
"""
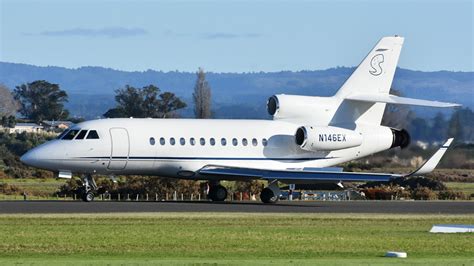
260,180,280,204
208,183,228,202
80,174,98,202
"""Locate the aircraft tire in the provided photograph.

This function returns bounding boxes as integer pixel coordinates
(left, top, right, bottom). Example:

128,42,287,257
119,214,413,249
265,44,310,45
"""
260,187,278,204
209,185,227,201
82,191,95,202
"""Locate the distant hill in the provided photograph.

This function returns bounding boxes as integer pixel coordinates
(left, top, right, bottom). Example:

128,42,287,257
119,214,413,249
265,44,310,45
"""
1,62,472,119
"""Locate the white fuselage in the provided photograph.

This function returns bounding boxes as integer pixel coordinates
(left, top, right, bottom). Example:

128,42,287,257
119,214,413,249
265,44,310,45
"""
22,118,394,179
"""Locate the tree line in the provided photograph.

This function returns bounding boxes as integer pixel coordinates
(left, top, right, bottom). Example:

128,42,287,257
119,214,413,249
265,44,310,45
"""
0,67,213,125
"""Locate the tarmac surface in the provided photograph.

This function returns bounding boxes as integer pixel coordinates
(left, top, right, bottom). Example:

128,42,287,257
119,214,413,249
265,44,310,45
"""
0,200,473,214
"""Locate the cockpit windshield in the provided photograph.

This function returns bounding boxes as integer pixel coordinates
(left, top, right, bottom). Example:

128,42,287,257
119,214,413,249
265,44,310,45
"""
56,129,70,139
86,130,100,139
62,129,80,140
75,130,88,140
59,129,100,140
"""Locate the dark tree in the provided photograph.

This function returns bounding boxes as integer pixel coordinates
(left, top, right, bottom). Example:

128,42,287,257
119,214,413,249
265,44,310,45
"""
102,108,126,119
448,108,474,142
193,68,212,118
158,92,187,118
408,117,431,141
13,80,69,123
430,112,447,142
1,115,16,128
103,85,186,118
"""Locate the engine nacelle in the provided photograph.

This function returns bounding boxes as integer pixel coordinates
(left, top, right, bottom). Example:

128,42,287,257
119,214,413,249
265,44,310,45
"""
295,126,363,151
267,94,336,122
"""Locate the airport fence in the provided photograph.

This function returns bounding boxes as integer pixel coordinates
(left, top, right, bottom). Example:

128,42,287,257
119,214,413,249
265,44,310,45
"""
0,190,365,201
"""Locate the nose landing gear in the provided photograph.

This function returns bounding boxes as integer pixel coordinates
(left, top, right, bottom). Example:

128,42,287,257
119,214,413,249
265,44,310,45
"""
80,174,98,202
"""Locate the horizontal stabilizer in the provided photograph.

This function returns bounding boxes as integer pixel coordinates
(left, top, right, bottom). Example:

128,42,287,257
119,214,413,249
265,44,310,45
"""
346,93,461,108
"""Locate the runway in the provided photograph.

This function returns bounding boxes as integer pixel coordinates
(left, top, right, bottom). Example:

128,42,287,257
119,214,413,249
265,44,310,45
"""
0,200,473,214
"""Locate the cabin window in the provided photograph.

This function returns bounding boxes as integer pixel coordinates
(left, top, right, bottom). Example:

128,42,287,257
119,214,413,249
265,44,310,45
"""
232,138,238,146
180,137,186,145
252,138,258,146
242,138,248,146
170,137,176,145
86,130,100,139
149,137,156,145
75,130,88,140
190,137,196,146
62,129,79,140
160,137,165,145
262,138,268,146
210,138,216,146
200,138,205,146
221,138,227,146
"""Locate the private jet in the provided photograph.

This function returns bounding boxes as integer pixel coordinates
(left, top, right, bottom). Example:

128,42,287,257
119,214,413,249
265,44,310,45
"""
21,36,459,203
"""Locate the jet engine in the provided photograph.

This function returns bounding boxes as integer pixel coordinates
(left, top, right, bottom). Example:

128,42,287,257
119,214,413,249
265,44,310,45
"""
267,94,335,120
295,126,363,151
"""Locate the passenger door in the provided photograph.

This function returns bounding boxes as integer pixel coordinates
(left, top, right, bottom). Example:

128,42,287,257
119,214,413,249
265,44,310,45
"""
108,128,129,170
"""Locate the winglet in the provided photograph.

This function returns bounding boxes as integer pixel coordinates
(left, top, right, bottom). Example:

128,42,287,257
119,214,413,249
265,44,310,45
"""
406,138,454,177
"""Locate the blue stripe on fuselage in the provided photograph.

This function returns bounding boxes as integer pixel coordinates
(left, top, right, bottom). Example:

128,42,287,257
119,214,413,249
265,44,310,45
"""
78,156,333,161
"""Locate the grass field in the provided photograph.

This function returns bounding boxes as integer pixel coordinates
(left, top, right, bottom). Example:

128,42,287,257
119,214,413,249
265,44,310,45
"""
0,178,65,198
0,213,473,265
446,182,474,196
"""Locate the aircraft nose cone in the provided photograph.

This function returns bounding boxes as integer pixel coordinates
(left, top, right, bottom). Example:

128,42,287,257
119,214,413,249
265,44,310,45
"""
19,142,62,171
20,150,35,166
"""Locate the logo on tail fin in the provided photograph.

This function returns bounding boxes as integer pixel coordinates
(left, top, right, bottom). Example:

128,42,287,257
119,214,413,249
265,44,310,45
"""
369,54,384,76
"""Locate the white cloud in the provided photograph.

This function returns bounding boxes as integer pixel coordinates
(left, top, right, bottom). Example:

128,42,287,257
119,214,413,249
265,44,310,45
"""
40,27,148,38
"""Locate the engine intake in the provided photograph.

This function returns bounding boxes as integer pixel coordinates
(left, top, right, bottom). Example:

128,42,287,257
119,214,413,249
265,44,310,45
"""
267,95,279,116
295,126,363,151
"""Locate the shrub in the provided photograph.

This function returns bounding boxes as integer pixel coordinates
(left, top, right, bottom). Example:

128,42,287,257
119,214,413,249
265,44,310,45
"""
412,186,438,200
362,176,446,191
0,183,21,195
438,190,466,200
33,169,54,179
362,187,394,200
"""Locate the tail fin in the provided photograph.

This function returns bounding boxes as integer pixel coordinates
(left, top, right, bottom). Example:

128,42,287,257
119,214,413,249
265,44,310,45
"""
331,36,404,126
336,36,404,98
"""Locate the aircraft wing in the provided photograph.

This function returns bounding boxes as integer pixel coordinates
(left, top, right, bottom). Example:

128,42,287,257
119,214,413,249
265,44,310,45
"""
199,165,397,183
198,139,454,184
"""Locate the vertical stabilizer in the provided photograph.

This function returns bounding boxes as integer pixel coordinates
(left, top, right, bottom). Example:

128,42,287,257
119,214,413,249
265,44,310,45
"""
331,36,404,126
336,36,404,97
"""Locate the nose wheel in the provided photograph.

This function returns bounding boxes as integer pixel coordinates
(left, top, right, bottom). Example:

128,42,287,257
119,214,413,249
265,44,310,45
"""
80,174,98,202
82,191,95,202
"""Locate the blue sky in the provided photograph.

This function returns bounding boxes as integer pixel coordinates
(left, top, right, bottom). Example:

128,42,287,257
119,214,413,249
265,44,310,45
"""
1,0,472,72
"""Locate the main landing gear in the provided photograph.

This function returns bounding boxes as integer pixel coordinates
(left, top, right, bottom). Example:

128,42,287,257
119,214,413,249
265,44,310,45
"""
207,180,281,204
208,183,228,202
260,180,281,204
